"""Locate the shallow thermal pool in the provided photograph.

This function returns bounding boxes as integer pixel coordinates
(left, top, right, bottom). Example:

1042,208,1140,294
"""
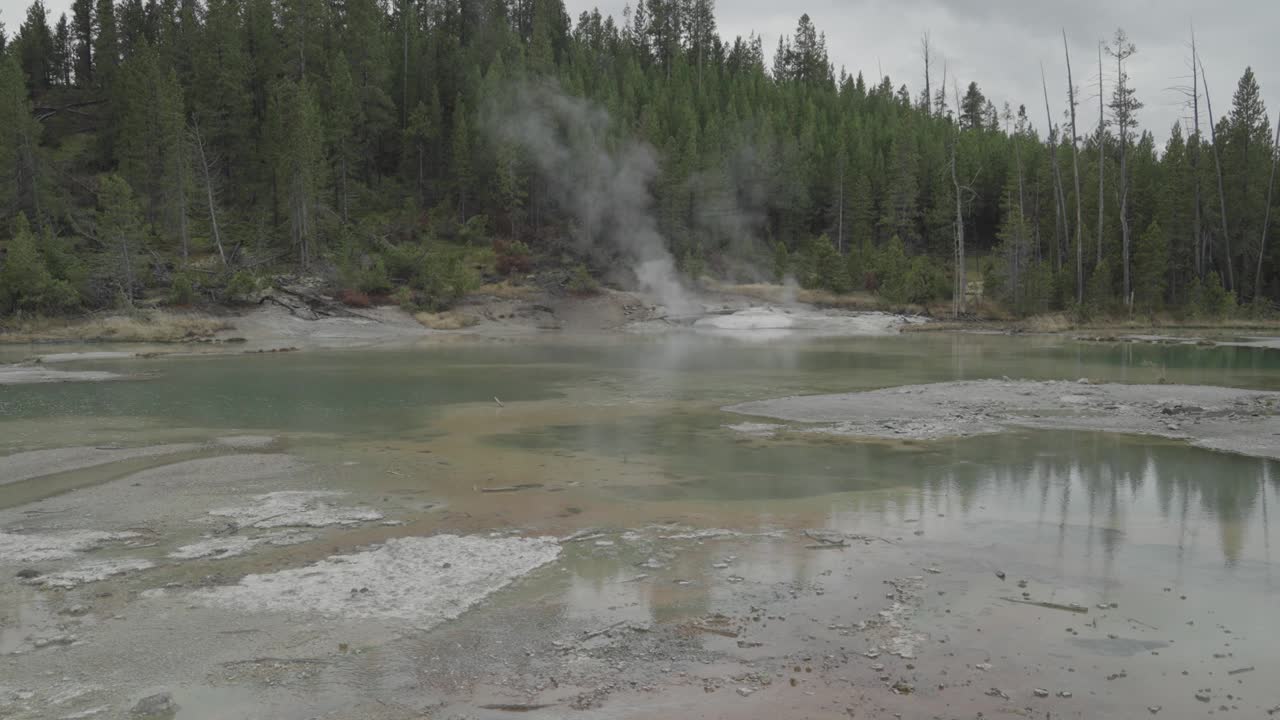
1,331,1278,718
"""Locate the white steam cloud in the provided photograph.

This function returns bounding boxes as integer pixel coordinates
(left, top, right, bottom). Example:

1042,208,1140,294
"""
490,81,697,314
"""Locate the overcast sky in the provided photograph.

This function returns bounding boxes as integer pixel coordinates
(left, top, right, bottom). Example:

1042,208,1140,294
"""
563,0,1279,145
3,0,1275,143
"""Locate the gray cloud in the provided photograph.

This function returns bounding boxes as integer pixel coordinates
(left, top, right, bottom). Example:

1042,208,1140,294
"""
567,0,1279,144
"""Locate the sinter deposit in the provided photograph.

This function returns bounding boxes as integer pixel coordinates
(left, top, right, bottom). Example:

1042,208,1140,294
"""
727,379,1280,459
194,534,561,626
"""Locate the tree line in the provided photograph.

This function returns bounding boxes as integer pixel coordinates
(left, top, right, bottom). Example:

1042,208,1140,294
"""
0,0,1277,318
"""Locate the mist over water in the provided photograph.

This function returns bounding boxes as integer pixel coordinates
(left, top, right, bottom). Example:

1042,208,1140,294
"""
490,81,697,314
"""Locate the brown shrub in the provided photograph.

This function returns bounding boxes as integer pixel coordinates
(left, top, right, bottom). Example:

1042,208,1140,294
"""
338,289,371,307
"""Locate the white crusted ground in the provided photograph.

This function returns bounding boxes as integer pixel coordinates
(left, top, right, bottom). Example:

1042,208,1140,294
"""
0,531,140,564
207,491,383,529
193,534,561,626
27,558,156,589
0,366,123,385
167,531,313,560
727,379,1280,459
693,308,920,336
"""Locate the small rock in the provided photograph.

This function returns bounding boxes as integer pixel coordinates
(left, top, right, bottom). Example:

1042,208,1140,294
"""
131,692,178,718
1057,690,1073,698
1195,692,1211,703
974,662,993,671
736,687,754,697
985,688,1010,700
15,568,41,579
994,570,1006,580
1148,706,1162,714
1033,688,1050,698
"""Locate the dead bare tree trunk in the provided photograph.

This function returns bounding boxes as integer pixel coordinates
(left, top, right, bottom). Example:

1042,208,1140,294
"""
953,139,965,318
177,177,190,262
1016,123,1027,301
1200,58,1234,291
836,153,845,254
1191,31,1205,280
952,81,967,318
1064,31,1086,305
339,147,349,225
921,32,932,118
120,230,135,307
1107,29,1139,309
1042,64,1069,273
1256,112,1280,301
1096,42,1105,270
190,119,228,267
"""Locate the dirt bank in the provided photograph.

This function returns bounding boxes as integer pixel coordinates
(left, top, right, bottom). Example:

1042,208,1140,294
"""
727,379,1280,460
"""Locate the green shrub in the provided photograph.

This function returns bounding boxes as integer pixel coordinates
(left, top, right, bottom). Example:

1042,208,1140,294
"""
1085,259,1117,317
392,286,415,308
412,245,480,310
568,263,599,295
680,247,705,284
796,235,847,293
383,242,428,282
1202,271,1235,319
169,273,197,305
771,241,790,283
0,215,80,314
224,270,259,302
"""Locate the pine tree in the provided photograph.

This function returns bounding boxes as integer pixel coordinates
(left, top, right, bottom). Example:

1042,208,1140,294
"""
0,214,78,313
960,82,986,131
1132,219,1168,312
93,0,119,89
404,95,440,204
279,0,326,79
450,93,472,220
1223,67,1271,302
327,55,360,224
0,53,43,221
271,77,326,266
192,0,254,202
16,0,55,91
156,68,191,260
879,135,920,248
117,0,148,60
95,174,147,306
114,47,166,214
71,0,92,85
52,13,71,86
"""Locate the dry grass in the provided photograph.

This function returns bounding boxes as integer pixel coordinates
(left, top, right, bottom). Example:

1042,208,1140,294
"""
0,310,233,344
1022,313,1073,333
414,310,480,330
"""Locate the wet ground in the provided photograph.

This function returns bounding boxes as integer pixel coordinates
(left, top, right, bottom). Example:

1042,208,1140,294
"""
2,331,1279,718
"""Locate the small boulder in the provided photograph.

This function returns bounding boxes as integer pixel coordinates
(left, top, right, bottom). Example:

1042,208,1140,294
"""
15,568,41,579
131,692,178,718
